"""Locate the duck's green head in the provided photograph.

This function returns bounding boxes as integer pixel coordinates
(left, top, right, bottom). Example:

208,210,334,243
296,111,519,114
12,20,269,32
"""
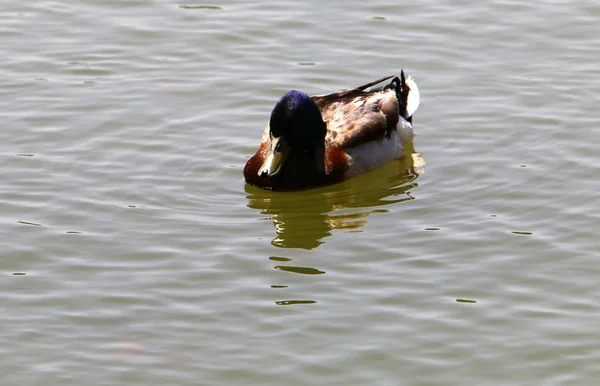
258,90,326,178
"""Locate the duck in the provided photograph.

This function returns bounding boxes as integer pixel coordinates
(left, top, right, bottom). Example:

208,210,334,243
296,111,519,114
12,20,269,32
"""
244,71,420,191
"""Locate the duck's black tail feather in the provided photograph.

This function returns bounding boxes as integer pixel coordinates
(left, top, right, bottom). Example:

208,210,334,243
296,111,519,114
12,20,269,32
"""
385,70,416,123
363,71,420,122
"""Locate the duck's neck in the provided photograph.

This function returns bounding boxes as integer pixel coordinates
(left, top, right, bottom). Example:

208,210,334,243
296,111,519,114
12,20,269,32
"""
278,142,327,186
314,144,326,176
294,141,326,176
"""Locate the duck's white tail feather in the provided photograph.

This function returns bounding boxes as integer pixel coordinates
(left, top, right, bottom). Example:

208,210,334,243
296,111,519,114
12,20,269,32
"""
405,74,420,118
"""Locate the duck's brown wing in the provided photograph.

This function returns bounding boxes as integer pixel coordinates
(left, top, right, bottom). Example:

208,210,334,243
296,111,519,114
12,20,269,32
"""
311,79,400,150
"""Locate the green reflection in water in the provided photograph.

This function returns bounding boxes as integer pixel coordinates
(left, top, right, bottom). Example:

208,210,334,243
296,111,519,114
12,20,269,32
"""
274,266,325,275
269,256,292,262
17,221,42,227
511,231,533,235
179,5,223,10
245,144,424,249
275,300,317,306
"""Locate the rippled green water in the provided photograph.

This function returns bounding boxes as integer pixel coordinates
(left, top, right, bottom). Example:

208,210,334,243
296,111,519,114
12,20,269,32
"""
2,1,599,384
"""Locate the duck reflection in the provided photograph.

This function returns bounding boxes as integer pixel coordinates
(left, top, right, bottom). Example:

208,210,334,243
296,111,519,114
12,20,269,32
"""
245,144,424,249
269,256,324,306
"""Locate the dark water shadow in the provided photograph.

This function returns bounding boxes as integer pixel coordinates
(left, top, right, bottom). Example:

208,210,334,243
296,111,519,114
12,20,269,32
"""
245,143,424,250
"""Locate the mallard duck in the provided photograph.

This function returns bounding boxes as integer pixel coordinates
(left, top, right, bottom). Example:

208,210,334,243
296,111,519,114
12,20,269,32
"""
244,71,420,190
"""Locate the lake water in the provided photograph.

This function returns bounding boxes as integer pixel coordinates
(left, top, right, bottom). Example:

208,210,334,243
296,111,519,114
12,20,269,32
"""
2,1,599,384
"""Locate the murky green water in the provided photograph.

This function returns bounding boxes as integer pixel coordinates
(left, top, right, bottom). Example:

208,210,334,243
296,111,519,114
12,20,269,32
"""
2,1,599,384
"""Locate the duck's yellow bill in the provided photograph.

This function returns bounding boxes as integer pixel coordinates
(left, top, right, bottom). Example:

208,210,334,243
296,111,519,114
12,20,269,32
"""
258,135,290,178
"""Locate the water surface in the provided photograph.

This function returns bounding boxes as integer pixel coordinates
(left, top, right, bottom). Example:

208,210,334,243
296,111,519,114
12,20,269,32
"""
2,1,600,384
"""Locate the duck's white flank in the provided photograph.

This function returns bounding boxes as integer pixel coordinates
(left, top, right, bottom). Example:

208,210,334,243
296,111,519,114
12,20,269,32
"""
343,72,419,178
344,118,413,178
